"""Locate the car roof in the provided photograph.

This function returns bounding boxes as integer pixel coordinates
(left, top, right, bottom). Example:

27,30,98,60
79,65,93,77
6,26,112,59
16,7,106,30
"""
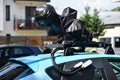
11,53,120,80
11,54,52,72
10,52,120,80
11,53,120,71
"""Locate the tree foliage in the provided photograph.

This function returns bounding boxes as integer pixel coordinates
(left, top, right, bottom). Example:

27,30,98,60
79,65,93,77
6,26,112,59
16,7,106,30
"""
80,6,105,36
80,6,92,31
111,7,120,11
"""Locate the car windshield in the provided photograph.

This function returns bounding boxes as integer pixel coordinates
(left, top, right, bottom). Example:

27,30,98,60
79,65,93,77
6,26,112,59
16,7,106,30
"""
0,61,33,80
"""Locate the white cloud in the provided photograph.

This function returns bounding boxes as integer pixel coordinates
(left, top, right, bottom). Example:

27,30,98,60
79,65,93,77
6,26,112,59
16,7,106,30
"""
50,0,120,16
83,0,110,10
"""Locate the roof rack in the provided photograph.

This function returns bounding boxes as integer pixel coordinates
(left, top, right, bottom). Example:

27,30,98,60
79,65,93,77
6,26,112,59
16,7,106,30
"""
44,41,114,55
44,41,111,49
34,4,115,55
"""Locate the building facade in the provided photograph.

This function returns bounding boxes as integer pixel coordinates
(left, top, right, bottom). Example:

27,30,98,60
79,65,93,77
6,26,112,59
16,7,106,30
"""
0,0,4,31
0,0,50,36
100,11,120,37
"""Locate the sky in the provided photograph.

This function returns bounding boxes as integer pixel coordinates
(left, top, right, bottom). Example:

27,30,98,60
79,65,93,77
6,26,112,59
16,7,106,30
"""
49,0,120,17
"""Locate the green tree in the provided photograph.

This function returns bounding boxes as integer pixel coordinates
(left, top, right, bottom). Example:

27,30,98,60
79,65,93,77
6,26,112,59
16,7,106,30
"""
111,7,120,11
91,8,105,36
80,6,92,31
80,6,105,36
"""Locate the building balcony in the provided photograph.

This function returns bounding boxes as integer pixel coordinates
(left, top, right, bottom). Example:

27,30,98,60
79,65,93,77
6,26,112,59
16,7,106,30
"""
14,18,58,36
14,18,49,30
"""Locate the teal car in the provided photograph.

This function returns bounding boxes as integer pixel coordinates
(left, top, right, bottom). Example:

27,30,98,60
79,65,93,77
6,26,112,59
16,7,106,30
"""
1,51,120,80
0,4,120,80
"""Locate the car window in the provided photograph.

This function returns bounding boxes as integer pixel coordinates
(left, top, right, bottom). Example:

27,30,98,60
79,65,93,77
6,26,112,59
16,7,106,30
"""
0,49,2,57
0,48,12,58
99,38,111,44
115,37,120,48
109,59,120,80
0,61,34,80
30,46,43,54
13,47,34,57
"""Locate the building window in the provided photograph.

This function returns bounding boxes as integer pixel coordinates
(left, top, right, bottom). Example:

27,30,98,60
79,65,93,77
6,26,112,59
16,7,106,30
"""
115,37,120,47
6,5,10,21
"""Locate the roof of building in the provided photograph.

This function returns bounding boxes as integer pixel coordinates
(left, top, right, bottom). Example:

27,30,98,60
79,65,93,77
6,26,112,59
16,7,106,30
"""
113,0,120,2
100,11,120,25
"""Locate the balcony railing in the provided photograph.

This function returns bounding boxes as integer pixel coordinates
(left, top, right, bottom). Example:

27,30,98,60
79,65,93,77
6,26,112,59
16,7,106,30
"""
14,18,58,36
14,0,50,6
14,0,50,2
14,18,49,30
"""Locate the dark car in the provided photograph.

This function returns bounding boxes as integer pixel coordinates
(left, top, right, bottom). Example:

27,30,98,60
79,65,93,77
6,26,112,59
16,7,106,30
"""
0,45,43,67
